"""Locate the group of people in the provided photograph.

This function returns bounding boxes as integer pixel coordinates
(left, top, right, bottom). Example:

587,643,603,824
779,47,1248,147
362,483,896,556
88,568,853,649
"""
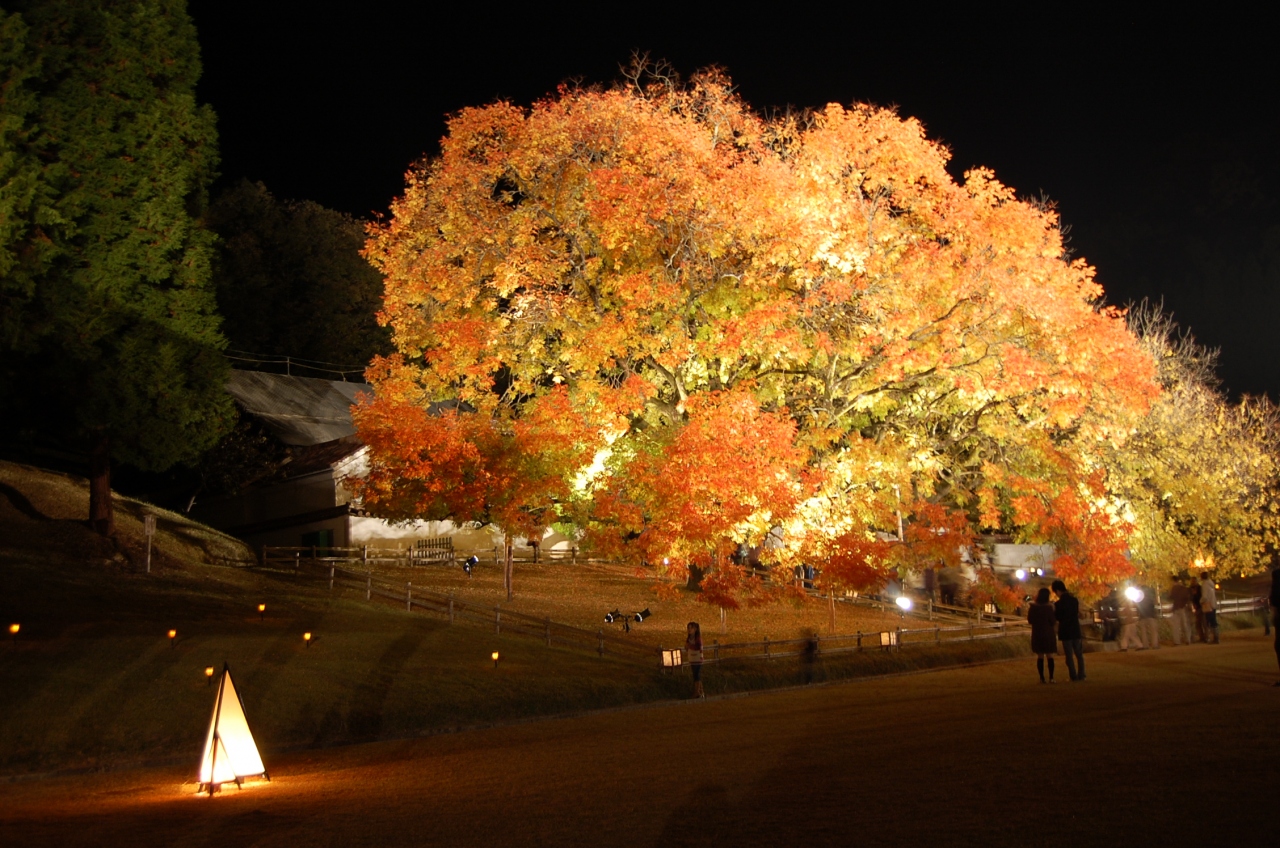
1027,580,1086,682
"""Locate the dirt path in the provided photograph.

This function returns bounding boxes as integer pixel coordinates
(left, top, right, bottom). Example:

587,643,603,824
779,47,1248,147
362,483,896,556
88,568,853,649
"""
4,632,1276,847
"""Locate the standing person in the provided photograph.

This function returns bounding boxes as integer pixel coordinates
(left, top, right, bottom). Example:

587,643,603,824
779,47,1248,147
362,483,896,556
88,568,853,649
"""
1168,576,1193,645
1200,573,1220,644
1028,588,1058,682
1052,580,1086,681
1269,569,1280,685
685,621,705,699
1190,575,1206,642
1137,586,1161,649
1118,595,1145,651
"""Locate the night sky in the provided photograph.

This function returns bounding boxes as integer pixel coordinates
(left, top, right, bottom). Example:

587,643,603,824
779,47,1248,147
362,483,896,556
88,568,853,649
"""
190,4,1279,400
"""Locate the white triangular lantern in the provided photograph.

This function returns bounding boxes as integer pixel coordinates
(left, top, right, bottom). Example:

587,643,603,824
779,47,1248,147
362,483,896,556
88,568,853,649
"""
198,665,268,794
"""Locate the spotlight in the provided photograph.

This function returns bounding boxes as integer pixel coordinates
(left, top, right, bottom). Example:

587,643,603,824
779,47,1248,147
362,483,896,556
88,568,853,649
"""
464,555,478,577
895,596,913,611
1015,569,1027,581
634,608,652,623
1123,586,1144,603
605,609,621,624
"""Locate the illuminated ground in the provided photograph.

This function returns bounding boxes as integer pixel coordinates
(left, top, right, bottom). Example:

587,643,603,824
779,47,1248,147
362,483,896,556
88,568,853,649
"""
3,631,1275,847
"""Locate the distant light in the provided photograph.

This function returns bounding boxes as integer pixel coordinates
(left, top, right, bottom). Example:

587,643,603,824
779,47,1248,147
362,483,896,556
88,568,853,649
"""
8,623,18,635
1036,568,1044,576
303,631,312,647
895,596,913,611
205,666,215,685
168,629,177,647
1124,586,1144,603
491,651,500,668
663,558,670,566
1015,569,1027,581
258,604,265,612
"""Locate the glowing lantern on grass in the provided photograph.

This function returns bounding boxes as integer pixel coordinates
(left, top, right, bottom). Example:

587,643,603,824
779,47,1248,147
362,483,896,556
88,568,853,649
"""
492,651,501,668
197,664,269,795
168,629,177,647
303,632,312,647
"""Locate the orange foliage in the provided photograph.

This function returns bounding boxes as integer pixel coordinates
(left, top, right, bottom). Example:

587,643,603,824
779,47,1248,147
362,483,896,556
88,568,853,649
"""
359,66,1159,603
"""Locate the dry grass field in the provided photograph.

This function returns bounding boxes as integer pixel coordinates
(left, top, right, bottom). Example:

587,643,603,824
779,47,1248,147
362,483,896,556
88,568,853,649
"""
2,632,1275,847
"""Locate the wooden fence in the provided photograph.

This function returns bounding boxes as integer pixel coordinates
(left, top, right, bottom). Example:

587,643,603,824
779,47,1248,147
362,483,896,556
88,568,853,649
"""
261,542,584,570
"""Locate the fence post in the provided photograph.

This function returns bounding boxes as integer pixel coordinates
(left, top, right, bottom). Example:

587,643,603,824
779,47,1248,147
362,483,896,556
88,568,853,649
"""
495,608,501,635
362,545,368,568
311,545,317,561
329,565,335,591
366,572,371,601
969,621,974,641
713,640,720,661
895,626,901,649
572,547,578,565
294,551,300,570
406,582,412,611
597,628,604,657
546,617,552,647
814,635,820,655
764,636,770,658
449,596,455,625
935,626,940,644
857,631,862,650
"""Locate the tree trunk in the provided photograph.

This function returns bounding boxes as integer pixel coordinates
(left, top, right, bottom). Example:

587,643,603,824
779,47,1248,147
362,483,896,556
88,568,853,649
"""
89,432,113,536
686,563,705,591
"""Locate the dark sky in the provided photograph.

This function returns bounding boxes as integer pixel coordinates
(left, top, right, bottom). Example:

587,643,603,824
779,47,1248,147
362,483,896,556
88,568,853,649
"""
190,3,1280,399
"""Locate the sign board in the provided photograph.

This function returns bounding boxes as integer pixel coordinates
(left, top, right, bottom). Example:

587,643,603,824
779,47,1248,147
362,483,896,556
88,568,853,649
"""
144,515,156,537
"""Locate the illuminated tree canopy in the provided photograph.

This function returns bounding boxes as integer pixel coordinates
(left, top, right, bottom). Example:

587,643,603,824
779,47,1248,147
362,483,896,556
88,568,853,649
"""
355,67,1274,603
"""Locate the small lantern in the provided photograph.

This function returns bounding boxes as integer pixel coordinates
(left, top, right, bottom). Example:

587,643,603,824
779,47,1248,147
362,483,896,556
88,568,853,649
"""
880,630,898,647
303,631,312,647
662,648,683,668
491,650,500,668
168,629,177,648
8,623,17,644
205,666,214,686
258,604,266,622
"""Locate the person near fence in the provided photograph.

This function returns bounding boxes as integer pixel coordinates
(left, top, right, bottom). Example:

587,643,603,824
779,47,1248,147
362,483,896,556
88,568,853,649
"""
686,621,705,699
1028,587,1057,682
1199,573,1219,644
1137,585,1161,649
1270,568,1280,685
1118,596,1144,651
1167,576,1194,645
1052,580,1086,681
1190,576,1206,643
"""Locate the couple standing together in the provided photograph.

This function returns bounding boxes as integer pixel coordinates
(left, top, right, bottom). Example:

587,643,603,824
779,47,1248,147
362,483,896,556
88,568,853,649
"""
1027,580,1086,683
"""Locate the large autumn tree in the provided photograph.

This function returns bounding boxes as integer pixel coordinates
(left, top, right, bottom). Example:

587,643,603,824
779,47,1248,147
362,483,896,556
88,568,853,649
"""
0,0,230,534
356,67,1158,601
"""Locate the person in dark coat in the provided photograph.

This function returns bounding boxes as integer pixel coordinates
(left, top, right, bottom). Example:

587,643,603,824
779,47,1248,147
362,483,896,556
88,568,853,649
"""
1028,587,1058,683
1052,579,1086,681
1270,569,1280,685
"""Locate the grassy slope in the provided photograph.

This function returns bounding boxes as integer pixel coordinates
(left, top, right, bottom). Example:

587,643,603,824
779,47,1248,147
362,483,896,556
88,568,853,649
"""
14,461,1254,776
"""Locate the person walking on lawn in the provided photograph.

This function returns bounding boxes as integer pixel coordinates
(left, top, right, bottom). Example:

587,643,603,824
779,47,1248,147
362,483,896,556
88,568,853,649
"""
1053,579,1086,681
1200,573,1220,644
1269,568,1280,685
1028,587,1058,682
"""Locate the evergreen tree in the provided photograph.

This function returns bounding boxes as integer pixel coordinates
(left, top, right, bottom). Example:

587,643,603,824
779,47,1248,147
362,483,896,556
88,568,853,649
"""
0,0,231,534
207,179,390,371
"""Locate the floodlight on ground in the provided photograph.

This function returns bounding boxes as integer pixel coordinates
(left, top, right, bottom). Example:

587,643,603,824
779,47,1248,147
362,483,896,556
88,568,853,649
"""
206,666,215,686
605,609,621,624
662,649,683,668
303,632,312,647
895,596,913,611
1124,586,1144,603
491,651,500,668
464,555,478,577
1015,569,1027,581
169,629,177,648
1035,568,1044,576
634,608,652,623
